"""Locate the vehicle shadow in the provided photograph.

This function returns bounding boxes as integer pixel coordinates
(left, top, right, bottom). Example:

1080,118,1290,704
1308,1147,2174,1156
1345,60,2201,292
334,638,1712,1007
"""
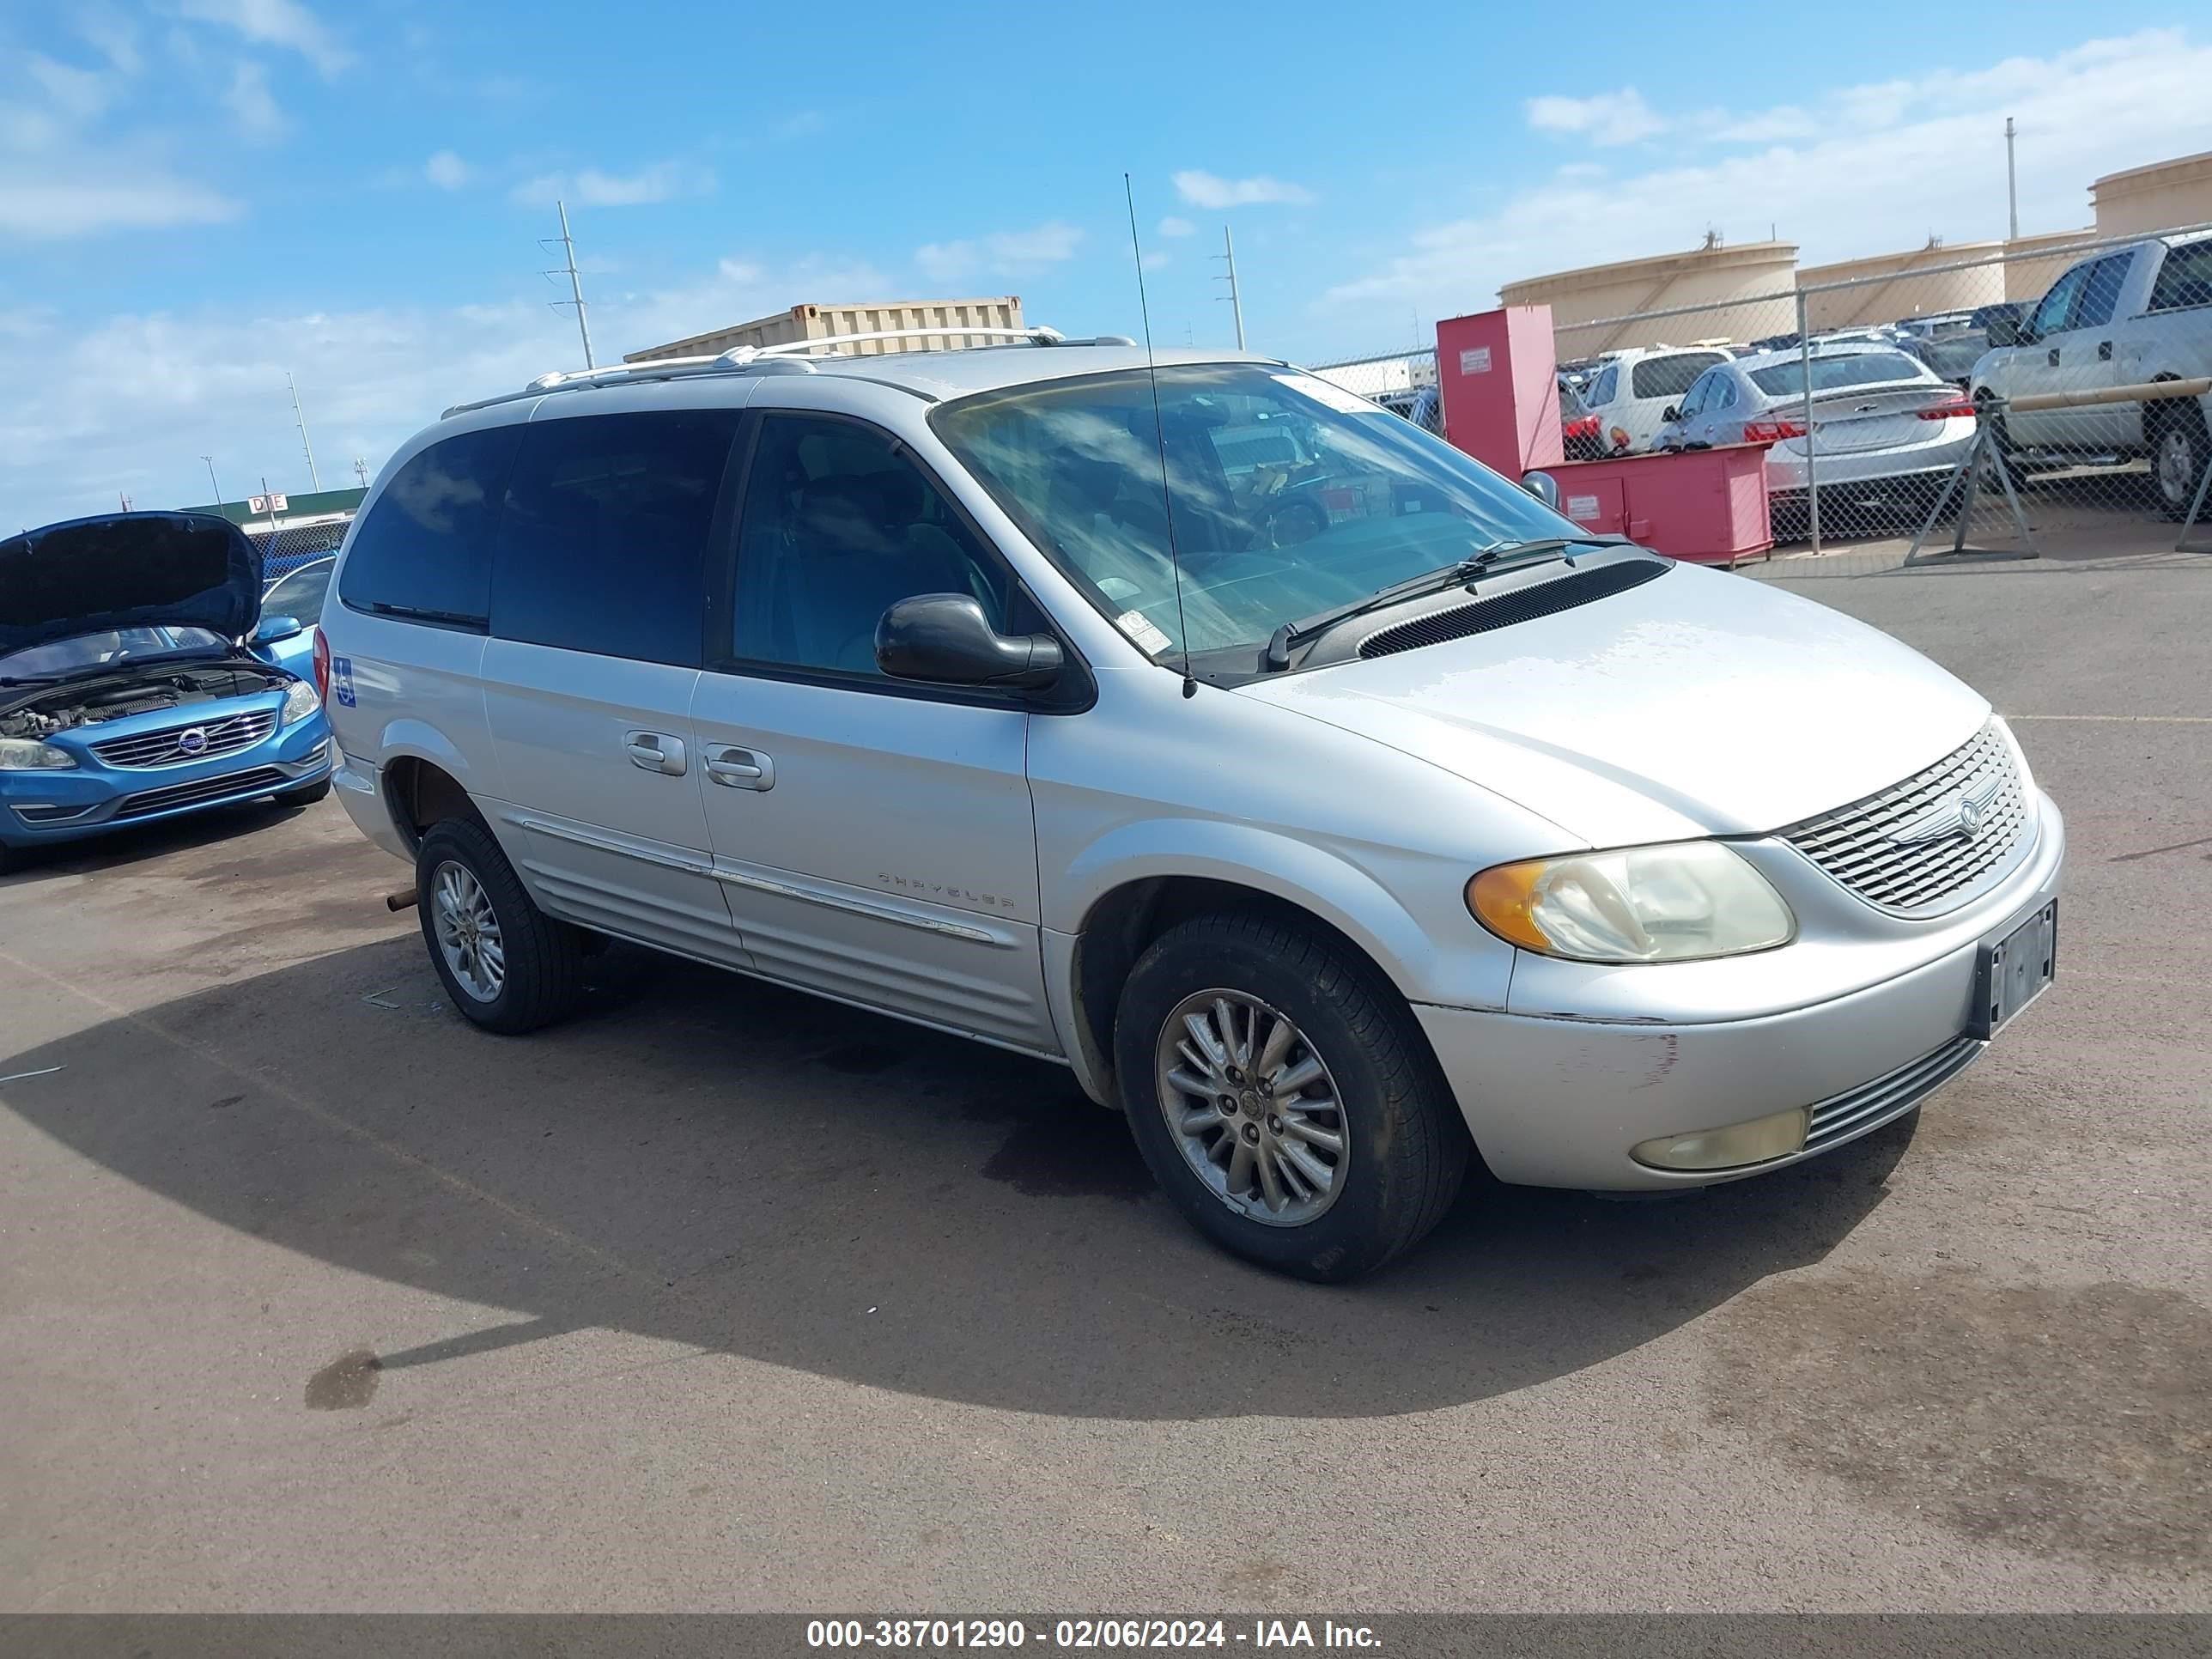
0,933,1912,1422
0,797,316,886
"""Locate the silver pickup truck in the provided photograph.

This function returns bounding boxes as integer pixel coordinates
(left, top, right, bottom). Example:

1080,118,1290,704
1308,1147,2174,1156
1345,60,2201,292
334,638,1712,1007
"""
1972,228,2212,518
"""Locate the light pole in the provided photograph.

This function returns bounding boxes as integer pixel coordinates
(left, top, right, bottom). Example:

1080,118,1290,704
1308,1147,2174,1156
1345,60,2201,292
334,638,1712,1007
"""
2005,117,2019,240
201,455,222,504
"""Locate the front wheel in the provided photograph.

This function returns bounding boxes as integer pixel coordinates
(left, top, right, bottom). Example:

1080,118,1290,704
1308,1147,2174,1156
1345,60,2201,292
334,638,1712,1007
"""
1114,911,1468,1281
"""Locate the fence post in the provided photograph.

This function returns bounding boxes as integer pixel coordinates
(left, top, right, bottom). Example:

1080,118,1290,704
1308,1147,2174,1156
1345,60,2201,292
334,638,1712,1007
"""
1796,289,1820,556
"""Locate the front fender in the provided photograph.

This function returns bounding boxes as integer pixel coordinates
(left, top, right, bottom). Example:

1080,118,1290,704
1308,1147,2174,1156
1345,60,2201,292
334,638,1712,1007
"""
1057,816,1514,1014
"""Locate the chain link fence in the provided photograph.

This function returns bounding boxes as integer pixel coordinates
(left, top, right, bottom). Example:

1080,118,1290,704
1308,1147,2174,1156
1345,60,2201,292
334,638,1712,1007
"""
1310,222,2212,576
249,518,352,585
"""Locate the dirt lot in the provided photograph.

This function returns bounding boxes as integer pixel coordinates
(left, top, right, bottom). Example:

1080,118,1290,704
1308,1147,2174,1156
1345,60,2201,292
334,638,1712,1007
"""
3,557,2209,1613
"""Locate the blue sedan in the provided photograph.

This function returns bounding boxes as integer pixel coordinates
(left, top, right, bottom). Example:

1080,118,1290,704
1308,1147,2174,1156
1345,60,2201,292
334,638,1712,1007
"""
1,512,335,871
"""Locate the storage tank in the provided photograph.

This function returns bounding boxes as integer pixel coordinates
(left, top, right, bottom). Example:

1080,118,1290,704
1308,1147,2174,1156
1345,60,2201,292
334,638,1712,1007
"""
626,297,1024,362
2001,228,2098,306
2093,149,2212,238
1798,241,2005,330
1500,240,1799,356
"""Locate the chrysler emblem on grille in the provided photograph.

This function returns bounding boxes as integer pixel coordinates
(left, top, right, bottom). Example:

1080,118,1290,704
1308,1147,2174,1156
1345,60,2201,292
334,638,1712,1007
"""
177,727,209,756
1889,772,2003,846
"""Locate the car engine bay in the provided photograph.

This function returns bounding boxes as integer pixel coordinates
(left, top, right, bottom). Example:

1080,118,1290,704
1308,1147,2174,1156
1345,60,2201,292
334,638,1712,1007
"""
0,661,289,741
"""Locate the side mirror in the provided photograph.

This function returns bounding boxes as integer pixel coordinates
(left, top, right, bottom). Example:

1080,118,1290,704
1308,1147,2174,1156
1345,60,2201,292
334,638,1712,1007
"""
877,594,1063,690
1521,471,1561,511
253,615,304,644
1660,405,1680,423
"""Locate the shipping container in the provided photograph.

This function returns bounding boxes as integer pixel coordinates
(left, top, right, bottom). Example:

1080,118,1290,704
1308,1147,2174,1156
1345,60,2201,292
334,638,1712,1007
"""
624,297,1025,362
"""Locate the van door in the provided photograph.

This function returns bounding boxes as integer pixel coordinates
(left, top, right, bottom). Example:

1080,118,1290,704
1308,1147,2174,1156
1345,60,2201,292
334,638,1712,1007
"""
480,404,752,969
689,410,1057,1052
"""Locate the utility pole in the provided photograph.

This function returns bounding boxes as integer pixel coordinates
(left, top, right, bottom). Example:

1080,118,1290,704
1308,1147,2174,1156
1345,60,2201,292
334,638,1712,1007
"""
353,457,370,488
1213,224,1246,351
287,372,322,492
544,200,596,368
261,475,283,530
2005,117,2019,240
201,455,222,504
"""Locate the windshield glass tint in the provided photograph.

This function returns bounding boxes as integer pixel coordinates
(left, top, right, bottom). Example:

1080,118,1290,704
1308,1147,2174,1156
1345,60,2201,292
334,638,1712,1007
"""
931,362,1577,659
1631,354,1723,399
0,626,223,678
1748,351,1929,397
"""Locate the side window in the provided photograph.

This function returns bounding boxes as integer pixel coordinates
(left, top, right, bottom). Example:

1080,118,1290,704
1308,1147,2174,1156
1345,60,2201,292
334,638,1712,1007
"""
1713,374,1738,410
1589,365,1619,406
489,410,742,667
2148,242,2212,313
2071,252,2134,331
337,426,521,624
2029,261,2092,338
1674,371,1711,420
727,415,1011,678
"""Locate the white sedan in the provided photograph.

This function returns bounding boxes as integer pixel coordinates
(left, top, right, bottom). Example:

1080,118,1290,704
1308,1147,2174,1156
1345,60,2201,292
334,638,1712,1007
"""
1656,346,1978,531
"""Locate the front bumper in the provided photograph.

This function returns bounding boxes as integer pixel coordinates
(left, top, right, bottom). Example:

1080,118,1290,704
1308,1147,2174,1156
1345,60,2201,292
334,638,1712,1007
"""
1416,791,2064,1191
0,714,332,848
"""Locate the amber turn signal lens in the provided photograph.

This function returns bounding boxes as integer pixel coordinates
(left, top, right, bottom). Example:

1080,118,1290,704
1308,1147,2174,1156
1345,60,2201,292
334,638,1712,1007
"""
1467,862,1553,951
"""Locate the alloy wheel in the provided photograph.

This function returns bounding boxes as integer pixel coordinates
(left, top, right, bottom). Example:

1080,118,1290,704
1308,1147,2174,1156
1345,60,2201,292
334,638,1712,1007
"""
432,860,506,1003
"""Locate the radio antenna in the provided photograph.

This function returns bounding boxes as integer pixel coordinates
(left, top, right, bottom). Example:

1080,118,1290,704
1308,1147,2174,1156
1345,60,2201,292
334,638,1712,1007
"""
1124,173,1196,700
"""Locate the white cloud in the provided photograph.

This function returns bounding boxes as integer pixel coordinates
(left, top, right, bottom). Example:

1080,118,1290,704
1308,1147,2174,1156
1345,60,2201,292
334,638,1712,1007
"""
175,0,350,76
223,62,285,139
1326,29,2212,337
1158,215,1195,238
27,55,116,122
915,221,1085,283
77,14,143,77
0,251,895,527
423,149,471,190
771,110,826,141
0,174,240,240
509,161,715,209
1140,251,1170,271
1171,169,1314,209
1525,88,1667,148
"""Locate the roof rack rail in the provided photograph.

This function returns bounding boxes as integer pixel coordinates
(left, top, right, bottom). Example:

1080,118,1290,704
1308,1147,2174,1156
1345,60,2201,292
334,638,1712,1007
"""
442,324,1133,418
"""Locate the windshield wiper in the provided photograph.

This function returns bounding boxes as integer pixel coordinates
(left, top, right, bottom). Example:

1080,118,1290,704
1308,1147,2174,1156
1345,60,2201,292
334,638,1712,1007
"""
1261,538,1607,671
0,672,70,688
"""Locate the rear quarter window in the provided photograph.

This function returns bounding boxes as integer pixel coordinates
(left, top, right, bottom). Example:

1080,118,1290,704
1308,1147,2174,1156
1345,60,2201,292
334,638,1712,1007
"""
489,410,742,666
338,426,522,626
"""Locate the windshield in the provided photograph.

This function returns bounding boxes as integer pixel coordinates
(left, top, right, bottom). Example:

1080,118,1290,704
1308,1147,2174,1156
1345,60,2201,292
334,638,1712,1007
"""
931,362,1580,660
0,625,225,680
264,559,334,620
1749,351,1930,397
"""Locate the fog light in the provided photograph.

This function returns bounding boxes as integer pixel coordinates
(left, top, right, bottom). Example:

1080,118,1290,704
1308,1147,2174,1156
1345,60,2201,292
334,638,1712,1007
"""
1632,1106,1808,1172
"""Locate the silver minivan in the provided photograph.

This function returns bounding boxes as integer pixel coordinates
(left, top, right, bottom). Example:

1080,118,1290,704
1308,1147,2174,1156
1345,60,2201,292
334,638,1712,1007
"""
318,332,2063,1280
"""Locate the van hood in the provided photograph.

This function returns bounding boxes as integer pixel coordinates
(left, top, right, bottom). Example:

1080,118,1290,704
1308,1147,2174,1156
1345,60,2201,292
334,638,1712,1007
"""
1235,560,1990,847
0,512,261,659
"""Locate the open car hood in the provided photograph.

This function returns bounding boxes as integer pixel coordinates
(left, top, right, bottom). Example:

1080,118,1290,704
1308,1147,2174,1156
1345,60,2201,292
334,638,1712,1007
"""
0,511,261,658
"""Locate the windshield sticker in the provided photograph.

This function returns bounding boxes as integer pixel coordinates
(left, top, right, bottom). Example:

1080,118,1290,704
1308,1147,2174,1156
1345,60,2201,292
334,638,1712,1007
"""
1115,610,1173,656
1271,373,1382,417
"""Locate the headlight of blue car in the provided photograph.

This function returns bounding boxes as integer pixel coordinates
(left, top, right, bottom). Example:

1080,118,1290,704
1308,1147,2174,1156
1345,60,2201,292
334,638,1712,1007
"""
280,679,320,726
0,738,76,770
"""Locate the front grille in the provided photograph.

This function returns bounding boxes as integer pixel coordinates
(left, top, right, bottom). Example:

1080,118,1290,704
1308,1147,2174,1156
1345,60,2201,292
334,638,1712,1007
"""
1805,1034,1982,1152
114,766,288,820
1356,558,1669,659
1781,723,2030,915
92,708,277,769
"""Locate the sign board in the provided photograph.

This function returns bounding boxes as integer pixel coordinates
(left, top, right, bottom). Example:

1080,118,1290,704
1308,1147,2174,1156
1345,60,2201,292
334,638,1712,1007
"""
246,494,289,515
1458,346,1492,376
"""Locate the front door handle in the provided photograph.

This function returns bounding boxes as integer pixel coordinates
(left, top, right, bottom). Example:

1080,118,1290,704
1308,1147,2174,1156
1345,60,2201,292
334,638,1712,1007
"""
706,744,774,791
2097,340,2113,361
2047,347,2061,367
624,732,686,775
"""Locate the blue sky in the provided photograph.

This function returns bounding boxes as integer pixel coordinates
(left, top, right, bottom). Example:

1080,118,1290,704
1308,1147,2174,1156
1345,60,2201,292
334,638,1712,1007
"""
5,1,2210,526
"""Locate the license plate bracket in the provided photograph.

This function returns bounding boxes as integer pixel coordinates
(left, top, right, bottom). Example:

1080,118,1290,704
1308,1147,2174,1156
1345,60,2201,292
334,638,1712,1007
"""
1970,899,2057,1040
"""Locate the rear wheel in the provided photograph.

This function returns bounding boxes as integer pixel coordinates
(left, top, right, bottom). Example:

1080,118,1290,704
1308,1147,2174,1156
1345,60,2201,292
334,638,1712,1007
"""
2151,402,2211,522
1975,393,2027,492
1114,910,1468,1281
416,817,584,1034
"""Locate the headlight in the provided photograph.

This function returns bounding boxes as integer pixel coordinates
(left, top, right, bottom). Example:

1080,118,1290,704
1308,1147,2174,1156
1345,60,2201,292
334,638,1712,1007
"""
280,679,320,726
1468,841,1794,963
0,738,76,770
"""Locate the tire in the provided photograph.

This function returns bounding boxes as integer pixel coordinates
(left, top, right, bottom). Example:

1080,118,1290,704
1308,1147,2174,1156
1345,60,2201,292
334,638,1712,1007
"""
2150,401,2211,523
1114,910,1468,1282
1974,394,2027,492
276,775,332,806
415,817,584,1035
